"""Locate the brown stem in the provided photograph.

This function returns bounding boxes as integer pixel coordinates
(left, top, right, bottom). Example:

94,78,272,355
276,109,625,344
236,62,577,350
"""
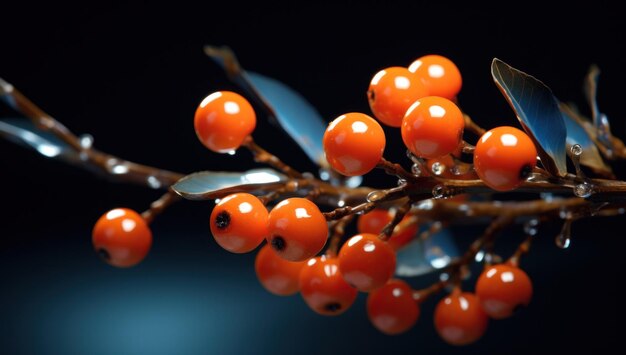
447,215,513,273
141,190,181,224
241,136,303,179
413,280,447,303
1,79,184,188
376,157,416,182
325,215,354,257
463,113,487,136
379,200,412,241
508,235,533,267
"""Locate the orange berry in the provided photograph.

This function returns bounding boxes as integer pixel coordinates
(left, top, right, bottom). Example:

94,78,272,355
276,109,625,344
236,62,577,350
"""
194,91,256,153
401,96,464,159
367,279,420,335
408,54,462,100
210,193,268,253
476,264,533,319
267,198,328,262
367,67,429,127
323,113,386,176
92,208,152,268
357,209,417,251
338,233,396,291
357,209,391,235
434,291,488,346
473,126,537,191
255,244,306,296
299,256,358,316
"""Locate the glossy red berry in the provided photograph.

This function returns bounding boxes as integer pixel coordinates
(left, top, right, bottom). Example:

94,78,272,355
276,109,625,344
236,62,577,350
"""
434,291,488,346
210,193,268,253
473,126,537,191
401,96,465,159
299,255,358,316
367,67,429,127
255,244,306,296
323,113,386,176
338,233,396,291
267,198,328,262
408,54,462,100
194,91,256,153
357,209,417,251
476,264,533,319
367,279,420,335
92,208,152,268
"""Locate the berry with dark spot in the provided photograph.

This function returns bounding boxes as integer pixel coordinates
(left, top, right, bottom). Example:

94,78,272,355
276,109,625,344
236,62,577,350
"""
210,193,268,253
92,208,152,268
267,198,327,261
299,255,357,316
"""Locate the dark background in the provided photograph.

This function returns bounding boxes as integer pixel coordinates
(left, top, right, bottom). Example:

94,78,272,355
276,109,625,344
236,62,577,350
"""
1,2,625,354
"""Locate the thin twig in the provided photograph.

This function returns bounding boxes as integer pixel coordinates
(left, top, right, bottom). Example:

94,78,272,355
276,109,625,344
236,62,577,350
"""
241,136,303,179
325,215,354,257
141,190,181,224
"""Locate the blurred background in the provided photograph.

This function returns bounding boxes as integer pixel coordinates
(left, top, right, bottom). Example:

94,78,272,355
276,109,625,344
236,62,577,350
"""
1,2,625,354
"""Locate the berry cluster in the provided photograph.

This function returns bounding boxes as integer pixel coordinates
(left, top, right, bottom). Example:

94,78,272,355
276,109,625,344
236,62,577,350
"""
90,54,543,345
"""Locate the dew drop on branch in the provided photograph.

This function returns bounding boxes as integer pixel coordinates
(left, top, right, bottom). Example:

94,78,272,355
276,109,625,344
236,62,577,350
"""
573,182,593,198
432,185,445,199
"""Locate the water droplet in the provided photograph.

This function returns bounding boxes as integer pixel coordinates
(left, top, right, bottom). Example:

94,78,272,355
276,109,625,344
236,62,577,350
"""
451,164,463,176
214,198,221,204
337,200,345,207
556,234,571,249
147,176,161,189
570,144,583,156
555,219,572,249
523,218,539,236
397,178,407,186
415,199,434,210
439,273,450,282
573,182,593,198
432,185,445,199
79,134,93,149
367,190,385,202
540,192,554,202
227,150,236,156
475,250,485,262
411,163,422,176
431,162,445,176
319,169,330,181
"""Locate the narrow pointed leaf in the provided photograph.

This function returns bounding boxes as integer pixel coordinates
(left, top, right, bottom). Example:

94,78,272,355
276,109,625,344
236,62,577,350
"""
172,168,287,200
205,46,327,166
491,58,568,176
395,226,459,277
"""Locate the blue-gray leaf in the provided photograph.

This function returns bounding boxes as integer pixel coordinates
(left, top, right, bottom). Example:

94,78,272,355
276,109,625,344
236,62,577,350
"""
205,46,327,166
561,105,612,175
0,117,77,161
491,58,568,177
172,168,287,200
395,226,459,277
